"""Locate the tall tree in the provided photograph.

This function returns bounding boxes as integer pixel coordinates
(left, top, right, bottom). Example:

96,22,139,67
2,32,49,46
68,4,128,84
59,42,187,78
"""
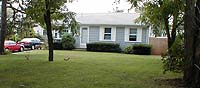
127,0,184,49
0,0,7,55
184,0,200,87
26,0,75,61
44,0,53,61
127,0,186,73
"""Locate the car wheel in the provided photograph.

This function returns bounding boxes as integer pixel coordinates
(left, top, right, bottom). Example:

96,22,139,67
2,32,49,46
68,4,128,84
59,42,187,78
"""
31,45,35,50
19,47,24,52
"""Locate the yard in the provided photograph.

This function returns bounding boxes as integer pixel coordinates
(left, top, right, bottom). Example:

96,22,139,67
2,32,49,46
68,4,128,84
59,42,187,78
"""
0,50,181,88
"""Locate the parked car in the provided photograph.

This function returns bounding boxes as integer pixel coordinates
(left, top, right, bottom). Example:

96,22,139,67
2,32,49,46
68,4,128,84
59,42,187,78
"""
19,38,42,50
4,40,24,52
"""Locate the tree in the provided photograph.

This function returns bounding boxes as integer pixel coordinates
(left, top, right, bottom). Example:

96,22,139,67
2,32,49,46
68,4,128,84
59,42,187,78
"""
127,0,184,49
1,0,37,42
184,0,200,87
0,0,7,55
26,0,76,61
126,0,185,73
0,0,78,60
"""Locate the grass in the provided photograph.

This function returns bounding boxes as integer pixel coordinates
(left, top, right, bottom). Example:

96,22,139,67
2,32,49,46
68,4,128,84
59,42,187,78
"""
0,50,181,88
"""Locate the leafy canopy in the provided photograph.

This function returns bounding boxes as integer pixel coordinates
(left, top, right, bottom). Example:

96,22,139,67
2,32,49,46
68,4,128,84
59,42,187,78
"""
25,0,79,35
128,0,185,37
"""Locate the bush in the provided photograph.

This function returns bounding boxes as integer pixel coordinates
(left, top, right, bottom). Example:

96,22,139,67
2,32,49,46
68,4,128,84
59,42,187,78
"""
161,35,184,73
87,42,121,52
53,42,63,50
132,44,152,55
124,46,133,54
61,33,75,50
4,50,12,55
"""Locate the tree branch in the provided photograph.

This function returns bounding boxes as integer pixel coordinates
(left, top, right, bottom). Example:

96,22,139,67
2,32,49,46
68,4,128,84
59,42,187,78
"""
7,2,25,13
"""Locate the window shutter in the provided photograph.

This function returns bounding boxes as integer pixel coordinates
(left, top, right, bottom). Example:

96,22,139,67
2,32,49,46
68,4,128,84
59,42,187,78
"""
111,27,116,41
99,27,104,41
124,27,129,42
137,28,142,42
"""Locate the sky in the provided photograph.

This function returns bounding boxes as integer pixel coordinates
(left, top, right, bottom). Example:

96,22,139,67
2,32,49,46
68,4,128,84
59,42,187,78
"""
66,0,135,13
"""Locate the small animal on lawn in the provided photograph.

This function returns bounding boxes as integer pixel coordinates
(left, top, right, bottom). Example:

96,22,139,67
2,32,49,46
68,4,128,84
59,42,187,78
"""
24,51,31,60
25,55,30,60
64,56,70,61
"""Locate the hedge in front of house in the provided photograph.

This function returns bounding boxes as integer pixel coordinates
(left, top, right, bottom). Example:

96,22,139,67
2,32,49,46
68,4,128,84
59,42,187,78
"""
124,46,133,54
132,44,152,55
53,42,63,50
87,42,121,52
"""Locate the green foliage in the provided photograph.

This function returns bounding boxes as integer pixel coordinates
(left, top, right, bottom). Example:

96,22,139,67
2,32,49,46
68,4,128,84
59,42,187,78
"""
6,35,21,42
87,42,121,53
132,44,152,55
161,35,184,73
124,44,152,55
35,34,45,41
124,46,133,54
3,50,12,55
61,33,75,50
128,0,185,37
41,42,48,50
25,0,78,33
63,13,80,36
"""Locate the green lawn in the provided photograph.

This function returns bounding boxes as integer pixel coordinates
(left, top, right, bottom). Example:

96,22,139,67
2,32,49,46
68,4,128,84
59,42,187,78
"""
0,50,181,88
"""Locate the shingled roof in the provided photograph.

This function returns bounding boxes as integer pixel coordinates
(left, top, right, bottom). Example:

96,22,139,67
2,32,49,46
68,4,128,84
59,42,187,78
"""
76,13,140,26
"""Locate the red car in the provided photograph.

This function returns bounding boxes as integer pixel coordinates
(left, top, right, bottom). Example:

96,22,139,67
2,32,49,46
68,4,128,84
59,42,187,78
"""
4,40,24,52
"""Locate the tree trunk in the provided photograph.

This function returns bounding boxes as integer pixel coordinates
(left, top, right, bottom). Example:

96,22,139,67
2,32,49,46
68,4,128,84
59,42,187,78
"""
44,0,53,61
184,0,196,87
164,17,173,49
0,0,7,55
193,0,200,87
171,10,178,48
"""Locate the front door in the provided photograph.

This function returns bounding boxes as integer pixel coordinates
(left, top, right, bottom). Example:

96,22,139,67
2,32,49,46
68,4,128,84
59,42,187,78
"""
80,27,88,48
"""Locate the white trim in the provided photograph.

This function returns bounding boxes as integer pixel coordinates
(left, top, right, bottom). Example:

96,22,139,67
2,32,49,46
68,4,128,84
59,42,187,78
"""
99,26,116,41
137,28,142,42
99,26,104,41
111,27,116,41
124,27,129,42
124,27,142,42
80,26,89,48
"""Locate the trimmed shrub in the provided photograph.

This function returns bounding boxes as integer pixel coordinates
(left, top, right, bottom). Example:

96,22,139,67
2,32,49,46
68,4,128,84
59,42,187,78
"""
61,33,75,50
53,42,63,50
132,44,152,55
124,46,133,54
87,42,121,52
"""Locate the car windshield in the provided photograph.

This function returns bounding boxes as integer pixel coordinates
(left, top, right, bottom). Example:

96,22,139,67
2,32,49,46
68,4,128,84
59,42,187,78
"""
21,39,32,42
5,41,16,45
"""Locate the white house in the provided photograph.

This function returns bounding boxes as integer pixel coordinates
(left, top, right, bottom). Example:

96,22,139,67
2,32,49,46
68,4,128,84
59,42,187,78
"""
34,13,150,49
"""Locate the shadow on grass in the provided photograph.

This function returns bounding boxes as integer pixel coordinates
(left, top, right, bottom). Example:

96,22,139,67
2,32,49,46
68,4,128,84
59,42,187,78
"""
155,78,185,88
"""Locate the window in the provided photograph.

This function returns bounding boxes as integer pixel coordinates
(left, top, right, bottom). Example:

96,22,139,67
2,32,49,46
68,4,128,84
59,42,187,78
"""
64,29,70,33
43,30,47,35
100,26,116,41
55,33,58,38
104,28,112,40
129,28,137,41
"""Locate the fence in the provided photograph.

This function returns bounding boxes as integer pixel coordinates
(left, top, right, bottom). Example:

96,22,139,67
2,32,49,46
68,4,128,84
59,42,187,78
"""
149,37,168,55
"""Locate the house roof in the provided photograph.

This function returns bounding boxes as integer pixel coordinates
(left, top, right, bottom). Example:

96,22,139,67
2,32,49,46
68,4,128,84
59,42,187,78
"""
76,13,141,26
